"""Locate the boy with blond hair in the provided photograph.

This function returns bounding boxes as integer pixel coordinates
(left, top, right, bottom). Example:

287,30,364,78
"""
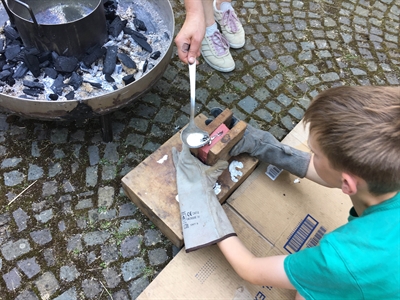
173,86,400,299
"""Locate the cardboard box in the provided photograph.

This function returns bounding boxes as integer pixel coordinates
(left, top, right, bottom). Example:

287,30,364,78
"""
138,121,353,299
138,205,295,300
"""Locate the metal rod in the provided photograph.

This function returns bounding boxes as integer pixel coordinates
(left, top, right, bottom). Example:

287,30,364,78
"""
100,114,113,143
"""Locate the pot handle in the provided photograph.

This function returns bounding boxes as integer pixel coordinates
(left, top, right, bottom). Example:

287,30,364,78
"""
1,0,15,24
5,0,40,27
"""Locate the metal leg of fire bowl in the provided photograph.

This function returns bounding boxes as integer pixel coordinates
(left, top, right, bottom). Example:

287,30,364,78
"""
100,114,113,142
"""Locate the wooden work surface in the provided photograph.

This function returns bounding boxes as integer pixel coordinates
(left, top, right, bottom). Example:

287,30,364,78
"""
121,114,258,248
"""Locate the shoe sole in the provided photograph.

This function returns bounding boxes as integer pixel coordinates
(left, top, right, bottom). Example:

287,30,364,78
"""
229,41,245,49
201,52,235,72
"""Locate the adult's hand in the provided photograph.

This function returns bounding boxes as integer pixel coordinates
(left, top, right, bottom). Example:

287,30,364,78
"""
174,2,206,64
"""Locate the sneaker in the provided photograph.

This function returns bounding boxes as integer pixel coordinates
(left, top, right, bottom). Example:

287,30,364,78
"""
201,31,235,72
213,1,245,49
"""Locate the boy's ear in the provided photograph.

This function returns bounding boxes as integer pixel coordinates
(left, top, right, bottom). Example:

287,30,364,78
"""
341,173,358,195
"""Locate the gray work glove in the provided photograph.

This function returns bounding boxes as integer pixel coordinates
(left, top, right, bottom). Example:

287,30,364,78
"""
230,124,311,178
207,107,311,178
172,144,236,252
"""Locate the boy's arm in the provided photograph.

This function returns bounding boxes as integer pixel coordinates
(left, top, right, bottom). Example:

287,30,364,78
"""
230,124,331,187
305,155,329,186
173,146,298,292
218,236,296,289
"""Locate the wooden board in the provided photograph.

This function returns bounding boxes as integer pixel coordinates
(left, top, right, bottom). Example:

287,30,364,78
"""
191,108,246,165
121,114,259,247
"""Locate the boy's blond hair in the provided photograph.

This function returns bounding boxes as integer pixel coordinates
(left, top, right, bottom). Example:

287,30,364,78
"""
303,86,400,195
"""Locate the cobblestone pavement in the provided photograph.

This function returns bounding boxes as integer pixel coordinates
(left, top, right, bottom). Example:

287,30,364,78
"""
0,0,399,299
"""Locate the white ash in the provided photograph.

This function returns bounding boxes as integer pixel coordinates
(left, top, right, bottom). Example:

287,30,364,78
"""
0,2,171,101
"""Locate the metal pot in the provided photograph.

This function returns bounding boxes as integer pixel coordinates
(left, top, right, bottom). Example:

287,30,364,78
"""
1,0,107,58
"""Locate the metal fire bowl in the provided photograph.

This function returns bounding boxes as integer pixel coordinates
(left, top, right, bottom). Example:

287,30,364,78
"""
0,0,174,121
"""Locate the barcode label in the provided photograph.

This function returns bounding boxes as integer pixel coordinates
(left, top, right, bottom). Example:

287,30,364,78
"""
284,214,318,253
265,164,283,180
306,226,327,248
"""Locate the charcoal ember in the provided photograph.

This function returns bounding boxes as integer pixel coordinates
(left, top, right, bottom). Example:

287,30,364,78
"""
20,47,41,57
0,38,4,53
51,51,59,61
5,44,21,61
0,58,6,70
123,28,146,40
48,93,59,101
117,53,136,68
51,74,65,95
105,74,115,83
103,45,118,75
37,51,52,64
109,16,127,37
117,53,137,74
123,27,134,36
23,80,44,90
122,74,135,85
54,55,78,73
150,51,161,60
84,81,102,88
0,70,11,81
68,72,83,90
6,76,15,86
9,38,23,46
103,0,118,20
43,67,58,79
3,25,20,41
39,60,50,68
13,63,29,79
123,28,151,49
3,63,15,70
65,91,75,100
23,53,41,77
103,0,118,9
82,44,106,67
17,47,39,63
23,88,42,97
129,31,152,53
133,19,147,31
143,59,148,73
18,94,32,99
0,67,15,85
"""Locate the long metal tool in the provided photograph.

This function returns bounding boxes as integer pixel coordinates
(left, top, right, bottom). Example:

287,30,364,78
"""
180,62,210,148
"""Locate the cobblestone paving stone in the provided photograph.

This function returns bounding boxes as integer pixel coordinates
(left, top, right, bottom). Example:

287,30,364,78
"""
0,0,399,298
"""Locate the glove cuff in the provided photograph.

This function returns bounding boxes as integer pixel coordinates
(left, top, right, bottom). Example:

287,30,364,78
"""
283,147,311,178
185,233,237,253
181,192,236,253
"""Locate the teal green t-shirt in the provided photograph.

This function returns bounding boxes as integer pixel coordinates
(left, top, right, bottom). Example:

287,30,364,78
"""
284,192,400,299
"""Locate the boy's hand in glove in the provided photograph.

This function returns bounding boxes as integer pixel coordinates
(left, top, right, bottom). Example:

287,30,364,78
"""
172,144,236,252
206,107,311,178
